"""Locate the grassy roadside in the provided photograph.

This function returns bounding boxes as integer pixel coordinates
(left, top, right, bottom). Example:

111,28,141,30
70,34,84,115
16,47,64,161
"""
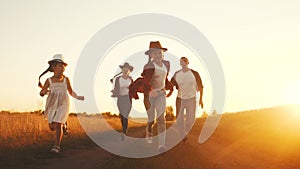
0,112,96,169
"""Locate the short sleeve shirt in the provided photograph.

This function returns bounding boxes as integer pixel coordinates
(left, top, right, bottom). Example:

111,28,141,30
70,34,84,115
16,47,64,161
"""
175,70,197,99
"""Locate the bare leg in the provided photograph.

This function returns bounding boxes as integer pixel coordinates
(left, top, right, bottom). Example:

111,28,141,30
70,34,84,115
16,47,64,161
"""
54,122,63,147
49,123,55,131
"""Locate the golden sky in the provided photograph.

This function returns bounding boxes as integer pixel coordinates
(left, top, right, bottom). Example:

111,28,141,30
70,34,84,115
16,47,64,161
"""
0,0,300,115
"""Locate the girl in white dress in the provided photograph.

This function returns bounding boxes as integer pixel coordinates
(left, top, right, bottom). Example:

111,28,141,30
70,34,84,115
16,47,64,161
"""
39,54,84,153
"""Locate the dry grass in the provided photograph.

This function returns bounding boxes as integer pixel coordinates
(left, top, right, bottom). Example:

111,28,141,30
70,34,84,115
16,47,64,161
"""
0,111,147,153
1,105,300,169
0,112,86,149
0,111,97,169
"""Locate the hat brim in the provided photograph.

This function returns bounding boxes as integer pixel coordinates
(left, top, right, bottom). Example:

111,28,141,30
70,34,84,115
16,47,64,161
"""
145,48,168,55
119,65,134,71
48,59,68,66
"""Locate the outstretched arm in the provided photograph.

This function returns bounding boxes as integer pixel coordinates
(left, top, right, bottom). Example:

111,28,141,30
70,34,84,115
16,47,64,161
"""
66,77,84,101
40,79,50,97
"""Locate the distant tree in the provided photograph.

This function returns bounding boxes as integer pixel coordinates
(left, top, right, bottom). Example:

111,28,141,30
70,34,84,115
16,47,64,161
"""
31,110,42,114
69,112,77,117
201,111,208,117
101,112,112,118
165,106,175,121
112,113,120,118
101,112,120,118
212,109,217,115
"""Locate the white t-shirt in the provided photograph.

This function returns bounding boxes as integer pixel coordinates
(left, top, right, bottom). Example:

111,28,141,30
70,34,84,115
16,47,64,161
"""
119,77,131,96
151,62,167,90
175,70,197,99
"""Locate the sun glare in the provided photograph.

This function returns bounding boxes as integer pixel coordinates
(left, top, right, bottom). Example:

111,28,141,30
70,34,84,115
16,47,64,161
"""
284,79,300,105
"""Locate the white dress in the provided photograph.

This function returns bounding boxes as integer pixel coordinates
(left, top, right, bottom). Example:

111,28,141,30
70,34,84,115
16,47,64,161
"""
45,77,70,124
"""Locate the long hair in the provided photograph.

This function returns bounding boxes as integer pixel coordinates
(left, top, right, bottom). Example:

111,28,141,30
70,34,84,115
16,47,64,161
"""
38,65,51,88
110,72,122,83
38,62,57,88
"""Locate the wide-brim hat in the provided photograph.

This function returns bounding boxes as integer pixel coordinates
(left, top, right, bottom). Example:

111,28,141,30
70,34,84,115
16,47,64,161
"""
119,62,134,71
145,41,168,55
48,54,68,66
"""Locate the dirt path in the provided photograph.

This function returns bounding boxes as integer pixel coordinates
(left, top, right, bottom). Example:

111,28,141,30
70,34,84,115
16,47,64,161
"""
37,130,300,168
37,147,114,169
29,109,300,169
35,134,276,169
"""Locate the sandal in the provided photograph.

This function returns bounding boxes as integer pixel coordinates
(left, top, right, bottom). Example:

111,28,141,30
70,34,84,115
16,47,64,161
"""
50,145,60,153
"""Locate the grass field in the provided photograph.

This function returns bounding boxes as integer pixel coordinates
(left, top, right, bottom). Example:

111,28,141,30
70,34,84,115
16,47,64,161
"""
1,105,300,169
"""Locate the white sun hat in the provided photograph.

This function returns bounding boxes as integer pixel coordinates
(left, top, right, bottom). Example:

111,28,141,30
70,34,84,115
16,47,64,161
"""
48,54,68,66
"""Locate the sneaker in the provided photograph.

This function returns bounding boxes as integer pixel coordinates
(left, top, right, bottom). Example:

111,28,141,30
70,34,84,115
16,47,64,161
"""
50,145,60,153
158,145,167,154
63,124,69,135
145,128,153,144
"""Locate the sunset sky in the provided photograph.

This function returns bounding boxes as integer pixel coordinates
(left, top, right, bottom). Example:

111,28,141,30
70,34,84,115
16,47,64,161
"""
0,0,300,116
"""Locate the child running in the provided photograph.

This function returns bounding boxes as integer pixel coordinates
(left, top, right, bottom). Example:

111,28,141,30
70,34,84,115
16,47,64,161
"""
38,54,84,153
110,62,134,141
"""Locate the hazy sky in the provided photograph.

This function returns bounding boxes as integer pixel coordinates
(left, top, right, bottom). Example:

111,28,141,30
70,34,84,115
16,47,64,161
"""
1,0,300,115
